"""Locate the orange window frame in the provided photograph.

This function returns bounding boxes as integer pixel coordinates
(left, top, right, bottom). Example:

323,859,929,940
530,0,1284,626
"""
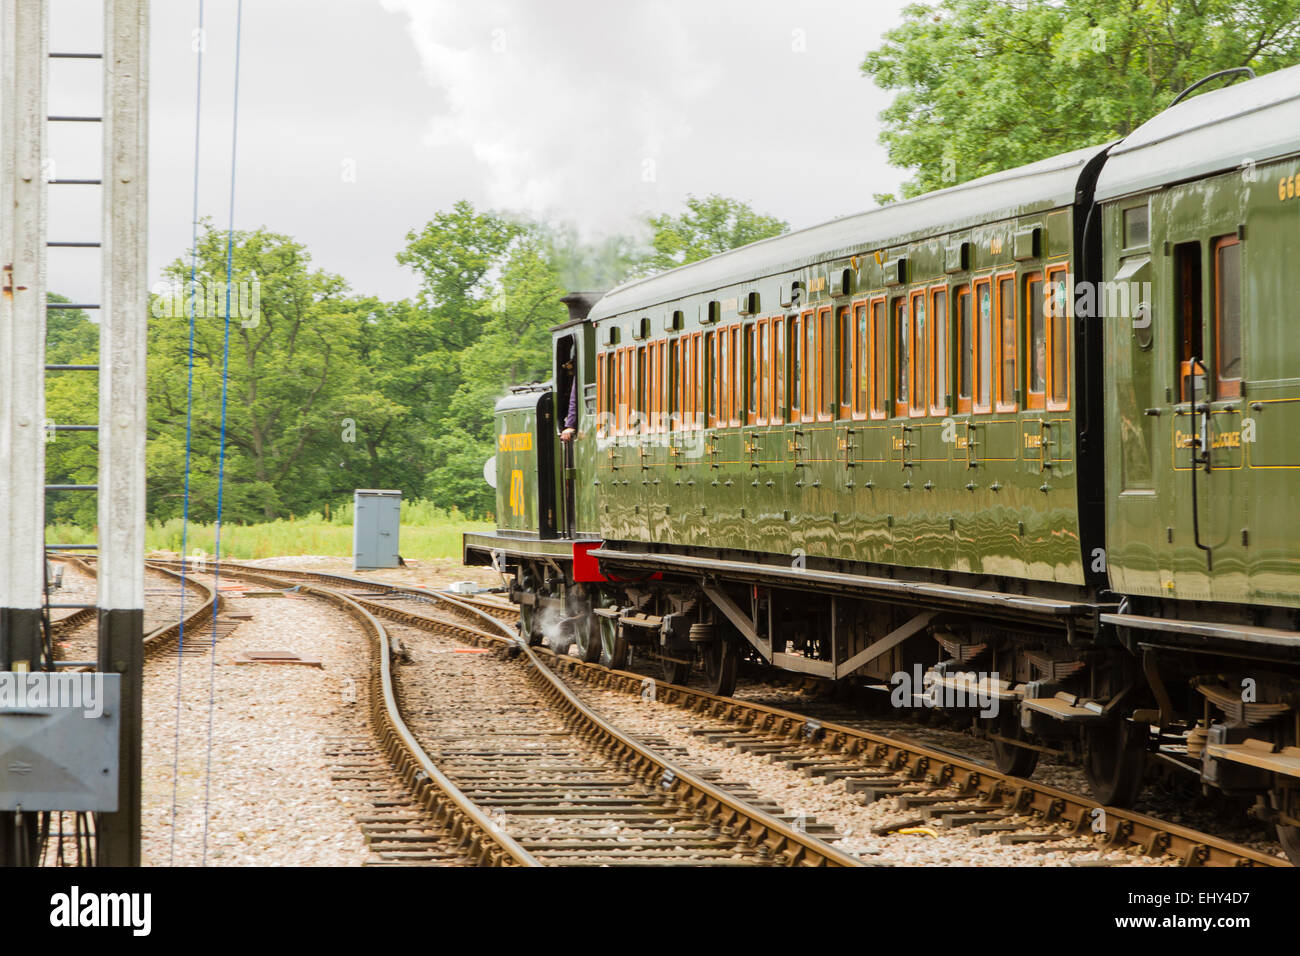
816,307,833,421
719,326,731,425
851,301,868,420
743,323,756,425
705,331,717,428
802,310,816,422
1213,235,1243,399
636,345,647,433
908,288,928,417
733,325,743,426
1045,265,1069,411
837,305,853,419
692,330,704,429
647,343,657,433
790,313,803,421
995,272,1018,412
684,335,695,430
757,318,771,426
1024,272,1046,410
869,297,887,420
929,285,950,416
613,348,624,434
973,278,993,414
955,286,973,414
670,338,681,430
892,296,909,418
771,316,785,424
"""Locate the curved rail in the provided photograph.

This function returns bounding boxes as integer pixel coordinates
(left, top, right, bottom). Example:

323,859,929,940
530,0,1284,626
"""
154,561,538,867
157,559,863,867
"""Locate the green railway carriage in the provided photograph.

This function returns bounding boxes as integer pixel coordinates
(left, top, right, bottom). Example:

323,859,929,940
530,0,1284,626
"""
466,65,1300,859
1099,67,1300,613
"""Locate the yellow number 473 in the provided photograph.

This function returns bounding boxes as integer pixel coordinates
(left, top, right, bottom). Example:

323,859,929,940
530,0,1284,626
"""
508,469,526,517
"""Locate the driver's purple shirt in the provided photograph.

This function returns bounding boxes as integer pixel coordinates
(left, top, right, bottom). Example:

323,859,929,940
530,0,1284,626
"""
565,377,577,429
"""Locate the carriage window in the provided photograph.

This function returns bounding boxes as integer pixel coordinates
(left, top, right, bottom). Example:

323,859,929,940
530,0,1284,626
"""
745,323,758,423
997,275,1016,409
759,320,770,425
930,287,948,414
719,328,730,424
910,289,927,416
1026,274,1045,408
975,279,992,411
871,299,886,418
1174,242,1204,403
893,297,909,415
733,327,743,424
1214,235,1242,399
854,304,868,417
1046,266,1069,408
705,332,716,426
838,306,852,416
803,311,816,421
672,339,682,428
649,344,659,432
693,332,704,428
957,287,972,409
636,346,647,432
790,315,802,419
772,317,785,423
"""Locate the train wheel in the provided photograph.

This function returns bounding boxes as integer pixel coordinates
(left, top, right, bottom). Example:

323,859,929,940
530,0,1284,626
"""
573,612,601,662
703,638,738,697
1084,720,1147,807
599,615,631,670
989,711,1039,778
660,655,690,685
518,601,542,647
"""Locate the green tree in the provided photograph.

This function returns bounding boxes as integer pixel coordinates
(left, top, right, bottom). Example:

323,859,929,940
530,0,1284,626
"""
148,225,385,523
395,200,526,351
863,0,1300,197
641,194,788,275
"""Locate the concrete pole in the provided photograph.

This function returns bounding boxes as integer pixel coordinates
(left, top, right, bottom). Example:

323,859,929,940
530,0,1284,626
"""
0,0,47,867
96,0,148,868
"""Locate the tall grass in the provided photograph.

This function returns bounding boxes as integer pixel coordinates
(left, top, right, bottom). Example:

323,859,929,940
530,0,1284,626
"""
46,499,493,561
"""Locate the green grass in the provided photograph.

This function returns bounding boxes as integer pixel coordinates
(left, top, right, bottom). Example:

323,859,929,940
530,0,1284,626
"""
46,500,493,562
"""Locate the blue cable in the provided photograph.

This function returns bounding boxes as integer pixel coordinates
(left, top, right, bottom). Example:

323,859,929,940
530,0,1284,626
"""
202,0,243,866
170,0,204,868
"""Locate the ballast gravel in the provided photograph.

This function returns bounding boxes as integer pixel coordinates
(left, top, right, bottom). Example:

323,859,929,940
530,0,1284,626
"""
140,579,372,866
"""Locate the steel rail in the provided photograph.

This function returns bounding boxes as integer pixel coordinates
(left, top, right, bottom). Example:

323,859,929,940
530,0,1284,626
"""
152,559,1292,867
150,562,539,867
157,560,863,867
547,658,1290,868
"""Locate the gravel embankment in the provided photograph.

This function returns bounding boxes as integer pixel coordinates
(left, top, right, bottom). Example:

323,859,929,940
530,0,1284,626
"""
140,580,372,866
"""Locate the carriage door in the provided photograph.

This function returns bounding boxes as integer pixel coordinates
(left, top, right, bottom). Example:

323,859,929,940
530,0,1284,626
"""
1169,234,1245,584
556,334,578,538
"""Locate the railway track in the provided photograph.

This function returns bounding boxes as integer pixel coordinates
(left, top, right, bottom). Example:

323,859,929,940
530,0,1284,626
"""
46,553,218,660
150,560,861,867
148,560,1290,867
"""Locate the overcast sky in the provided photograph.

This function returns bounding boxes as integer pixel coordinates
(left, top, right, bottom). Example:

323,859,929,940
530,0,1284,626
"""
46,0,911,305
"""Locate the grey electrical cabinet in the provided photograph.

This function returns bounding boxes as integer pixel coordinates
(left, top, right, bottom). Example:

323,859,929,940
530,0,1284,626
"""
353,489,402,570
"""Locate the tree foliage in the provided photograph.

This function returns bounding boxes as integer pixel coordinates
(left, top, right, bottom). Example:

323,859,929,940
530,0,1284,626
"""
641,194,789,274
862,0,1300,197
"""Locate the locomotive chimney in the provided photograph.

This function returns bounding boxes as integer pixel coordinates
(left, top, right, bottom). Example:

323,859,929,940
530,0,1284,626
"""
560,292,603,324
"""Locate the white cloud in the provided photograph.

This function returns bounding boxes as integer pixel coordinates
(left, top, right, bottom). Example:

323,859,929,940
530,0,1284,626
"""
381,0,905,238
